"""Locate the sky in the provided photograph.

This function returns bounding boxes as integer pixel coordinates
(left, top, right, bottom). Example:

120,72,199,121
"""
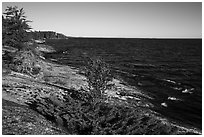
2,2,202,38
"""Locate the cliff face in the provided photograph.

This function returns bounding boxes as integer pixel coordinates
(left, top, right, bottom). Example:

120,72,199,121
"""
28,31,68,40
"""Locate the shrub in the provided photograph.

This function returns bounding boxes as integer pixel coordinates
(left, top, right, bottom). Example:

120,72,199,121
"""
26,81,184,135
12,46,41,76
83,56,112,103
27,89,180,135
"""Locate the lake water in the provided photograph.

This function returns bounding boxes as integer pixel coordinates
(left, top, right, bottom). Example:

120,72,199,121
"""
44,38,202,129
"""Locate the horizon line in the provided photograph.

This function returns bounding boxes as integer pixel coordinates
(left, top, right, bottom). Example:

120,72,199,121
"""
32,29,202,39
68,36,202,39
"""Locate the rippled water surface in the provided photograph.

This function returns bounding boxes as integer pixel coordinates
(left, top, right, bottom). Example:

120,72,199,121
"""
45,38,202,129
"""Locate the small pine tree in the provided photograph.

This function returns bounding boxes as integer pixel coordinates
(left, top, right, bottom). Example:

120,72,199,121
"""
83,56,112,104
2,6,32,50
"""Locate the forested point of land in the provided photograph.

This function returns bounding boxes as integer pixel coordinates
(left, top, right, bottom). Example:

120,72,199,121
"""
28,31,68,40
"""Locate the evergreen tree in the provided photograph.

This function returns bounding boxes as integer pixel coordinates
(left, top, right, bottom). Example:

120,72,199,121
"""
2,6,32,49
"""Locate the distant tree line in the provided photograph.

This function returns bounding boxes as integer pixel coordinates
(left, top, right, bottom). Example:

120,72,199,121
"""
28,31,68,40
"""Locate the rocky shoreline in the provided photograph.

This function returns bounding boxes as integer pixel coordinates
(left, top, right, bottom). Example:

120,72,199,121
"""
2,43,202,135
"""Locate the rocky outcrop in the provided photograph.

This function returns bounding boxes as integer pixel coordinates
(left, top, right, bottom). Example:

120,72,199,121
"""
35,44,56,53
2,99,67,135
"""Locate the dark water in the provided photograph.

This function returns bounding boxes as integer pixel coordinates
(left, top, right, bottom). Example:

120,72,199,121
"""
44,38,202,129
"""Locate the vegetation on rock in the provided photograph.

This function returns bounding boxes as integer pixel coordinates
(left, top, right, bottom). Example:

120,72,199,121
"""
12,47,41,76
2,99,67,135
83,56,113,104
